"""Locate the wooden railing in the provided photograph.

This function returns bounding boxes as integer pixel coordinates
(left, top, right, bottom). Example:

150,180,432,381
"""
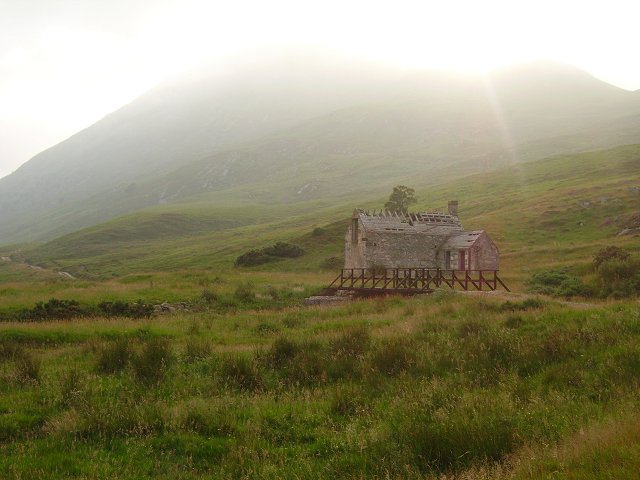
326,268,510,293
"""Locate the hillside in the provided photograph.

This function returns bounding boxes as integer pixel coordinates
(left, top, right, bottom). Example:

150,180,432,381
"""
2,59,640,244
6,144,638,288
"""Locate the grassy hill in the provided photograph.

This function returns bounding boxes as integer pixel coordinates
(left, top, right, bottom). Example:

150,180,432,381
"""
8,144,637,281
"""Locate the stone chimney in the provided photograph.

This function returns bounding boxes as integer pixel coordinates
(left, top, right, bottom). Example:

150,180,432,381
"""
448,200,459,216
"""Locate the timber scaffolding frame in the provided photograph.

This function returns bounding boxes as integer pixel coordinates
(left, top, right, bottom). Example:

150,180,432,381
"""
325,268,510,296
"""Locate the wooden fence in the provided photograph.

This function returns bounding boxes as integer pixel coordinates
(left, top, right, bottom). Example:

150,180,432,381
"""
326,268,510,295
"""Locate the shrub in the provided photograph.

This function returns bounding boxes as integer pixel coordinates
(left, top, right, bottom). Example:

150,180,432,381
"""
593,246,630,268
312,227,326,236
98,300,153,319
262,242,304,258
233,282,255,303
96,339,132,374
527,269,592,297
18,298,88,321
234,250,274,267
132,339,174,384
235,242,304,267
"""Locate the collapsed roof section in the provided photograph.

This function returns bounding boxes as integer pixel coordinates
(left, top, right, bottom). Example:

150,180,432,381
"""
354,208,463,234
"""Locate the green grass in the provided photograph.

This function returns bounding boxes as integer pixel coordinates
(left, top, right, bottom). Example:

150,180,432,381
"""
1,144,640,477
1,294,640,478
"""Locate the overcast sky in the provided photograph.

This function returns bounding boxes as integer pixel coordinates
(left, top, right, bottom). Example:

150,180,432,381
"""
1,0,639,179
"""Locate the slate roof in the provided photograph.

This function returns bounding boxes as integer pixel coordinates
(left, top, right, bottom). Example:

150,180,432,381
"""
440,231,485,250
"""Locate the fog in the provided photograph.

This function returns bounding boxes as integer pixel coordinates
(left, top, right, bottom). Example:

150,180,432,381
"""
1,0,639,179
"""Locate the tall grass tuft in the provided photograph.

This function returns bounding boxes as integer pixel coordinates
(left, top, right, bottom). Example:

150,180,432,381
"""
14,351,41,384
96,339,132,374
131,338,174,384
182,338,212,363
371,337,416,376
218,354,263,392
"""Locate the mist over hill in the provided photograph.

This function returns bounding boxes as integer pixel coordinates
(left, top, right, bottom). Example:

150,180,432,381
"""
1,54,640,245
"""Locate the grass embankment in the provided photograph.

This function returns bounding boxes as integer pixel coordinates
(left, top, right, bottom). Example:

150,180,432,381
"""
1,293,640,478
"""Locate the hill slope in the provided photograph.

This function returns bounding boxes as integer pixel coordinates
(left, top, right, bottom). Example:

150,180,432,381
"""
9,144,639,286
2,59,640,244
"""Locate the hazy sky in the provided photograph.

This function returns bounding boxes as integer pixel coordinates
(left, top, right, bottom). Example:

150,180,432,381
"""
1,0,639,179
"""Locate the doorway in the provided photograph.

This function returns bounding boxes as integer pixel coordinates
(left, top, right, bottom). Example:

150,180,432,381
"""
458,250,466,270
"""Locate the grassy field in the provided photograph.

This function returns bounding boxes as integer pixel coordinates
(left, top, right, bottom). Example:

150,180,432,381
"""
1,293,640,479
1,144,639,477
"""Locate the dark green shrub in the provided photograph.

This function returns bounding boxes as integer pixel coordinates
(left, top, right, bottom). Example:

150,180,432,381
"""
234,250,275,267
98,300,153,319
18,298,88,321
262,242,304,258
593,246,630,268
233,282,255,303
312,227,326,236
132,339,174,384
235,242,304,267
96,339,132,374
527,269,592,297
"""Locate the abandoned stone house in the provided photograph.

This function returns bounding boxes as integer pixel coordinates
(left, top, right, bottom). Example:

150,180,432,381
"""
344,201,500,271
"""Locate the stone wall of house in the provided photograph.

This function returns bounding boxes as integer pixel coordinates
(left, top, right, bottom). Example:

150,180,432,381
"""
438,249,462,270
345,222,499,271
470,232,499,270
346,224,445,269
344,219,367,269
